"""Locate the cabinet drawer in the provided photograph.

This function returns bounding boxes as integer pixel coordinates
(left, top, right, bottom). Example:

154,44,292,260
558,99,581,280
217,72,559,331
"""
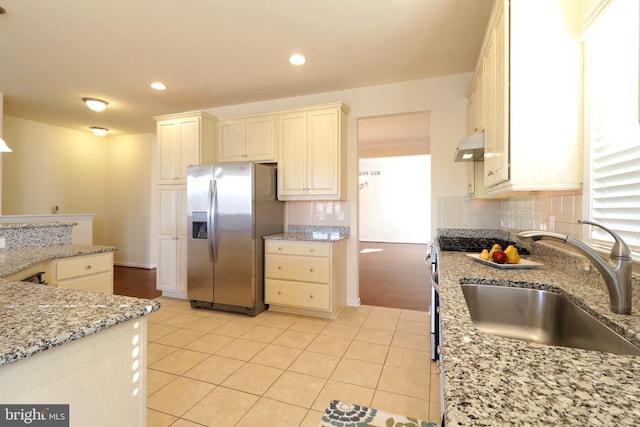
265,280,330,310
265,254,330,283
265,240,330,257
57,271,113,295
55,253,113,280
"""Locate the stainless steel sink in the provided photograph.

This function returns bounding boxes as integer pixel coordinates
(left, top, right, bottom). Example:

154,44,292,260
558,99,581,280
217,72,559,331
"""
461,284,640,356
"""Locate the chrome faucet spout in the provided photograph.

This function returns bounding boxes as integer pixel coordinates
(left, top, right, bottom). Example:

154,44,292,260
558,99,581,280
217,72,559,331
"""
516,221,632,315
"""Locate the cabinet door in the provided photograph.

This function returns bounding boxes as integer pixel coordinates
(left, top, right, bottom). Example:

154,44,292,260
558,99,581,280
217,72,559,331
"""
245,115,276,162
177,117,201,182
158,187,178,238
157,120,179,184
492,9,509,184
157,237,178,291
307,108,339,196
278,112,308,196
218,119,246,162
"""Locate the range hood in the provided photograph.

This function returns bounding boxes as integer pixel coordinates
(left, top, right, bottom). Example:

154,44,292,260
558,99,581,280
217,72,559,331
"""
454,132,484,162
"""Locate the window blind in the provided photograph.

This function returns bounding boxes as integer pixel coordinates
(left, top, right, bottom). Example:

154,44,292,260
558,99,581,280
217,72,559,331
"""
585,0,640,255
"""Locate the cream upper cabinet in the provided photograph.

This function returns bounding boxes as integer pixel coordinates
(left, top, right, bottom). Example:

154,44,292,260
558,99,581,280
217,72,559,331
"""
155,111,216,184
277,104,349,200
217,114,276,163
477,0,582,194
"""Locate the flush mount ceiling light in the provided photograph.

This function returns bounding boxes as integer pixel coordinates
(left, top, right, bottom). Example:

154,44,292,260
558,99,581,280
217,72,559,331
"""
150,82,167,91
289,54,306,65
90,127,109,137
82,97,109,112
0,138,12,152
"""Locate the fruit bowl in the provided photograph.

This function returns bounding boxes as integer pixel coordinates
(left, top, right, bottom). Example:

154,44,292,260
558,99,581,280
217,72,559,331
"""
466,253,543,269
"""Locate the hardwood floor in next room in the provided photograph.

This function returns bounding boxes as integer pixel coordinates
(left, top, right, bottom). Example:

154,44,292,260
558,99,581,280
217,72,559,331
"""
114,242,432,312
359,242,431,312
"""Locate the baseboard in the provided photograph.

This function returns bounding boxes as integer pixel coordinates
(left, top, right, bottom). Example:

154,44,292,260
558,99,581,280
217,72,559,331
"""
347,297,361,307
161,290,187,299
114,262,156,269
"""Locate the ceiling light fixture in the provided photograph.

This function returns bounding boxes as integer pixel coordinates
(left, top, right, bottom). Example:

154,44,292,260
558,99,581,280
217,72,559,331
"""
150,82,167,91
90,127,109,137
82,97,109,112
289,54,306,65
0,138,12,152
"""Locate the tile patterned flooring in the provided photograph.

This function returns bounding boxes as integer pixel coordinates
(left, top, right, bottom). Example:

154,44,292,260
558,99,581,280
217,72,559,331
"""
146,297,440,426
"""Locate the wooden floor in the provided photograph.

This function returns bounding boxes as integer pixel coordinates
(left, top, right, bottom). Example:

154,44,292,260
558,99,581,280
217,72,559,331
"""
114,242,431,312
113,266,161,300
358,242,431,312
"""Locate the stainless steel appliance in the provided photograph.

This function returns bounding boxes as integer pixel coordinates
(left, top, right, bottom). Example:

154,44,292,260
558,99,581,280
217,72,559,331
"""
187,162,284,316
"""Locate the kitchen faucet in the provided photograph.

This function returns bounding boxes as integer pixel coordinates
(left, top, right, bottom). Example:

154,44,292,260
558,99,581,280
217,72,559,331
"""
516,220,633,315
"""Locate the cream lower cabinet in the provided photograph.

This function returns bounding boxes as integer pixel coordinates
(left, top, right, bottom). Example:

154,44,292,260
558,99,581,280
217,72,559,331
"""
277,104,348,200
265,239,347,319
156,185,188,297
47,252,114,294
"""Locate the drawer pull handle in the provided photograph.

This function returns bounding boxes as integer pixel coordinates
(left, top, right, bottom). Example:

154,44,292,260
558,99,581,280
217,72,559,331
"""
278,266,282,270
309,269,313,272
85,265,92,269
278,247,283,251
309,249,314,253
309,294,314,299
278,291,282,295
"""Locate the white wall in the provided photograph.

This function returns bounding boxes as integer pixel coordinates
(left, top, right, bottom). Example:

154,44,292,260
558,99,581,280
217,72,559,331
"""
359,156,431,243
0,93,4,214
205,73,473,306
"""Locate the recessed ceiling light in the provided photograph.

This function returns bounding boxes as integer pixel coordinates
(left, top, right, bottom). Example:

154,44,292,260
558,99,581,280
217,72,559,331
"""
289,54,306,66
83,97,108,112
90,127,109,137
150,82,166,91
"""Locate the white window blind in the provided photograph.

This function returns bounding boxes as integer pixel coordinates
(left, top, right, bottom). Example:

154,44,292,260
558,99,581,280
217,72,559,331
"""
584,0,640,256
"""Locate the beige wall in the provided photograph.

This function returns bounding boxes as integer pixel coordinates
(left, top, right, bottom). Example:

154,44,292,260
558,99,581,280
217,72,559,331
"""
2,116,111,243
106,133,154,267
1,117,154,267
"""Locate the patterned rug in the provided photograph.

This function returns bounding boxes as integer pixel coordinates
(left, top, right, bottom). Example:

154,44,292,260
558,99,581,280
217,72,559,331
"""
320,400,438,427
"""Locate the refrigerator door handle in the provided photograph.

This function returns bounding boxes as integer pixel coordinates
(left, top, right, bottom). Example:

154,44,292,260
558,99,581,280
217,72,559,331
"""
208,179,216,262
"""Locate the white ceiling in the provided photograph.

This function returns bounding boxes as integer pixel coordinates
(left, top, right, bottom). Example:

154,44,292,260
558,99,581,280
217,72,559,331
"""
0,0,492,136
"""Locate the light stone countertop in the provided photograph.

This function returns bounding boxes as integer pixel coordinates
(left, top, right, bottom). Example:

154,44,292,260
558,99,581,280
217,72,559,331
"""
264,232,348,242
0,244,117,278
0,245,160,367
438,251,640,425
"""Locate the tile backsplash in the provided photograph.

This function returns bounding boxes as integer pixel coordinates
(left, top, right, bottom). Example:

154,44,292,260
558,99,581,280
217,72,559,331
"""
436,192,585,240
286,201,350,226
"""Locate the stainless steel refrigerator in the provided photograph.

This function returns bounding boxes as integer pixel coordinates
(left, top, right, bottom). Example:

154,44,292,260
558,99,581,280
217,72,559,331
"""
187,162,283,316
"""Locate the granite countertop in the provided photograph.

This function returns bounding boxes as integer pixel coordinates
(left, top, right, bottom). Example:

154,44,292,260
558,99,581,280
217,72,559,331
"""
0,244,117,278
439,251,640,425
0,244,160,368
264,232,348,242
0,280,160,367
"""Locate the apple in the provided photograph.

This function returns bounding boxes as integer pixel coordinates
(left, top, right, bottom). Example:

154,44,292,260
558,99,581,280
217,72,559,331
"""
492,251,507,264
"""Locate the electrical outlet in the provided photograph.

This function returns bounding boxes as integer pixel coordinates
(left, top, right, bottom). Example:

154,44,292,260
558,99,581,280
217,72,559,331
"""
0,238,5,249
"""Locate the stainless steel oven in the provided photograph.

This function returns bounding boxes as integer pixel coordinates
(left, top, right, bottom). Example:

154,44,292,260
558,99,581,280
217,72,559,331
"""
427,246,439,361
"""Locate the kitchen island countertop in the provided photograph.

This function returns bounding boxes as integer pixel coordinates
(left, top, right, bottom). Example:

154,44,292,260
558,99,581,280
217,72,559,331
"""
439,251,640,425
0,244,160,367
0,244,117,279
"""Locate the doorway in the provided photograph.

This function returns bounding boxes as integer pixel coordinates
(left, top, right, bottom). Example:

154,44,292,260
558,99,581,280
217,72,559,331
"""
357,112,431,311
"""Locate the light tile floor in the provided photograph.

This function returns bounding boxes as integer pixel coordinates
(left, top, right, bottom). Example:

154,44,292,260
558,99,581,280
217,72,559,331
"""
146,297,440,427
